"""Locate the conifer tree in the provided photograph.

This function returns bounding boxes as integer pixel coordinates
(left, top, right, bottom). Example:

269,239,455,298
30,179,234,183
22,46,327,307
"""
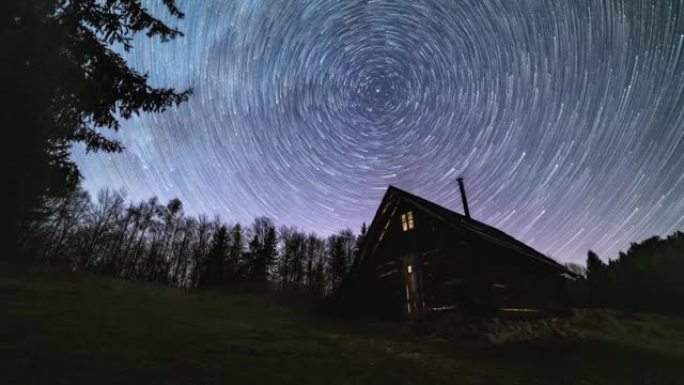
201,225,229,287
226,224,244,282
2,0,190,249
353,222,368,263
586,250,606,280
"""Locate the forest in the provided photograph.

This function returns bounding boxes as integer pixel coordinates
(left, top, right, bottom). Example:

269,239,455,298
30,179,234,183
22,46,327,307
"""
18,187,366,296
18,180,684,319
567,232,684,315
2,0,349,294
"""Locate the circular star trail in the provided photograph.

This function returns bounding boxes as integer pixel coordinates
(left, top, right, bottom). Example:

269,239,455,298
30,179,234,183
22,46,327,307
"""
73,0,684,264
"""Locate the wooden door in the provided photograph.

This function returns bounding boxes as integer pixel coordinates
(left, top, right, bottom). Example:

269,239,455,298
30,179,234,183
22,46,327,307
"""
402,254,425,319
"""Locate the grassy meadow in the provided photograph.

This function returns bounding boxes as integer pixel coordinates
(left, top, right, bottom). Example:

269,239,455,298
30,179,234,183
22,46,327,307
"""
1,262,682,385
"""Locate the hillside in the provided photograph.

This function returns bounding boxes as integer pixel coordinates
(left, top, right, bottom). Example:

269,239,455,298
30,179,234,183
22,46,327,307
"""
1,263,682,385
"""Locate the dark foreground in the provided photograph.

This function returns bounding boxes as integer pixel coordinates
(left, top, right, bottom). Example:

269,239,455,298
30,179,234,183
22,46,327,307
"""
1,263,682,385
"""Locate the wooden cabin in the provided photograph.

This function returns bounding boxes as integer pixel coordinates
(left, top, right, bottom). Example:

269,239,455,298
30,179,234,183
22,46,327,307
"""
335,185,573,320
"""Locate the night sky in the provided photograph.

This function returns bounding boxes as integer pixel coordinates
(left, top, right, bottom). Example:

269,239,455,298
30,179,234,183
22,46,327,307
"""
73,0,684,264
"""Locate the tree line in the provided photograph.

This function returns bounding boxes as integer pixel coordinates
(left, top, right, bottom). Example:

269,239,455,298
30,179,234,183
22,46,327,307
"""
20,187,368,296
566,231,684,315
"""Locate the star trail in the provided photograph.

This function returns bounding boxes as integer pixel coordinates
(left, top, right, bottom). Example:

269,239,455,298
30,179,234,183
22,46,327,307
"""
73,0,684,264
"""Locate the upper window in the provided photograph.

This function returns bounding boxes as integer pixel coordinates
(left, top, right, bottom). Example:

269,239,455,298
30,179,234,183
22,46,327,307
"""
400,211,415,231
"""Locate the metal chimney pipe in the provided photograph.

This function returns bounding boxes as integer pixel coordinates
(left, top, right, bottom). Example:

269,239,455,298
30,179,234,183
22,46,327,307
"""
457,177,471,219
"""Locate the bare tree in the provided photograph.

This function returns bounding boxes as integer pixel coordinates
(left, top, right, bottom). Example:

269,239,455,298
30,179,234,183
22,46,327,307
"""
304,233,327,295
78,188,125,269
327,229,355,292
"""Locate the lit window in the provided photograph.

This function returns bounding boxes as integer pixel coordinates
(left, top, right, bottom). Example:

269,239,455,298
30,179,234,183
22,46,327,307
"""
407,265,413,274
400,211,415,231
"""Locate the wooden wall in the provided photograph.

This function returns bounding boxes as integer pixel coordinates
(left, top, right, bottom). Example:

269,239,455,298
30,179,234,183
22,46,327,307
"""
350,197,569,320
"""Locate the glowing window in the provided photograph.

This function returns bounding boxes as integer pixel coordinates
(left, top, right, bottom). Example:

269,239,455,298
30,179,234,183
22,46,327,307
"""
407,265,413,274
400,211,415,231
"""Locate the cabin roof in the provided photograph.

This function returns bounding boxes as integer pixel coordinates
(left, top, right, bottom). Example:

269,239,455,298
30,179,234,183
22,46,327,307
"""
359,185,570,274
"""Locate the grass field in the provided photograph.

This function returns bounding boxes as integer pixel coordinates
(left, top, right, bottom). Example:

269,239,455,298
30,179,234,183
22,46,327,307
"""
1,262,682,385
